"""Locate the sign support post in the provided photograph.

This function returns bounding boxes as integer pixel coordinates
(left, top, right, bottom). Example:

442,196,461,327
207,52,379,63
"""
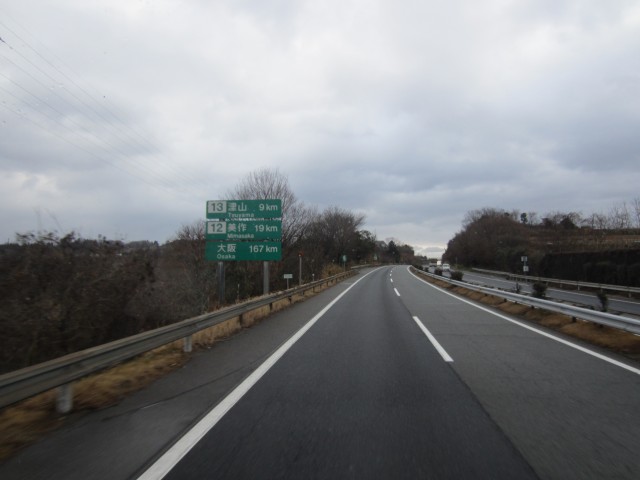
263,261,269,295
217,261,225,307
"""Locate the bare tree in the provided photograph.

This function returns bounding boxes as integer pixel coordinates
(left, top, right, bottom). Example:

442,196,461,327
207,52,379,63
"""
584,212,609,230
170,220,218,313
308,206,365,263
542,211,583,229
633,198,640,228
462,207,505,228
0,232,158,370
526,211,540,225
226,168,312,248
608,201,632,229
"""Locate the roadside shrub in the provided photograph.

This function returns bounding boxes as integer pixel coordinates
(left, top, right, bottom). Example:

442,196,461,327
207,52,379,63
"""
450,270,464,281
532,282,547,299
627,263,640,287
596,291,609,312
0,232,158,372
595,261,617,284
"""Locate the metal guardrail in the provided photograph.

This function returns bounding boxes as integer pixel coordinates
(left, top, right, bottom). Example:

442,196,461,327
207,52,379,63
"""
471,267,640,297
0,271,356,411
412,268,640,336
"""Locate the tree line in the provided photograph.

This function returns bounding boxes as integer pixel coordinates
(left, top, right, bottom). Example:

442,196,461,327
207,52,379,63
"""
1,169,410,372
443,202,640,286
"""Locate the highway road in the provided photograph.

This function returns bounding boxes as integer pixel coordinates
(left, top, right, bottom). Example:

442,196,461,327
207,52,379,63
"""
457,270,640,317
2,266,639,479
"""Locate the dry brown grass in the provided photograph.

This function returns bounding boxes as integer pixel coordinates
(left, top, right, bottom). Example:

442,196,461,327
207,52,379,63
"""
193,317,243,346
0,274,347,461
322,264,346,278
0,345,187,461
0,392,62,461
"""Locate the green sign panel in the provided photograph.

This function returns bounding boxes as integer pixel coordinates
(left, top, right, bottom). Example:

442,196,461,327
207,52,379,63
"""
206,199,282,220
206,220,281,241
205,241,282,261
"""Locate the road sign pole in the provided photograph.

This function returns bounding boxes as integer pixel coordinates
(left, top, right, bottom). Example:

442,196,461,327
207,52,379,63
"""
217,262,225,306
263,261,269,295
299,253,302,286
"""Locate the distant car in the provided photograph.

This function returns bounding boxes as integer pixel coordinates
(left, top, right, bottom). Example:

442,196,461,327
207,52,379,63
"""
441,263,450,271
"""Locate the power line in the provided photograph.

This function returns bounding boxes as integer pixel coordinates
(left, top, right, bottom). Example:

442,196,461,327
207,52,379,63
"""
0,12,214,196
0,39,192,189
0,99,178,193
0,64,181,190
0,20,203,187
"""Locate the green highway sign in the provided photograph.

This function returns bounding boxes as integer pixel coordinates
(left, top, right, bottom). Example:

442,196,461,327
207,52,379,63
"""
206,199,282,220
206,220,281,241
205,241,282,261
204,199,283,262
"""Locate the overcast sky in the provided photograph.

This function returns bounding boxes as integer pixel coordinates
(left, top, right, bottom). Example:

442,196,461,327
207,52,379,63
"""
1,1,639,257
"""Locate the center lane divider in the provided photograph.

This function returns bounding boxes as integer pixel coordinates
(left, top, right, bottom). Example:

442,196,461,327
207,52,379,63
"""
391,283,451,361
412,316,454,363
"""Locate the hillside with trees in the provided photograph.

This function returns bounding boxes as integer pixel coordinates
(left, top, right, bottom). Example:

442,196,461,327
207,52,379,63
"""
0,169,394,373
443,201,640,286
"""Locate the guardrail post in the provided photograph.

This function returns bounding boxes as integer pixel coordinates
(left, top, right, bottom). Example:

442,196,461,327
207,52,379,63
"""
183,335,193,353
56,383,73,414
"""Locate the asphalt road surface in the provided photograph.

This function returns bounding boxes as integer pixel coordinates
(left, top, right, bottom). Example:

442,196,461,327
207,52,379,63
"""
3,266,639,479
150,267,536,479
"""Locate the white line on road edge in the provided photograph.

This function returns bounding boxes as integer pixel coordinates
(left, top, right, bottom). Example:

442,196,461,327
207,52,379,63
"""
408,267,640,376
413,316,454,362
137,268,380,480
394,288,401,296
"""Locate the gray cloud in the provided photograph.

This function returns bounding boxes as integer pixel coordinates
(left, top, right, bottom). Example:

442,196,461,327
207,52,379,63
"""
1,0,639,256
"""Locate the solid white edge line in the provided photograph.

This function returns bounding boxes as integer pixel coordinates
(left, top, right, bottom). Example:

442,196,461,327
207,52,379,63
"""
413,316,454,362
137,268,380,480
407,267,640,376
394,288,400,296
